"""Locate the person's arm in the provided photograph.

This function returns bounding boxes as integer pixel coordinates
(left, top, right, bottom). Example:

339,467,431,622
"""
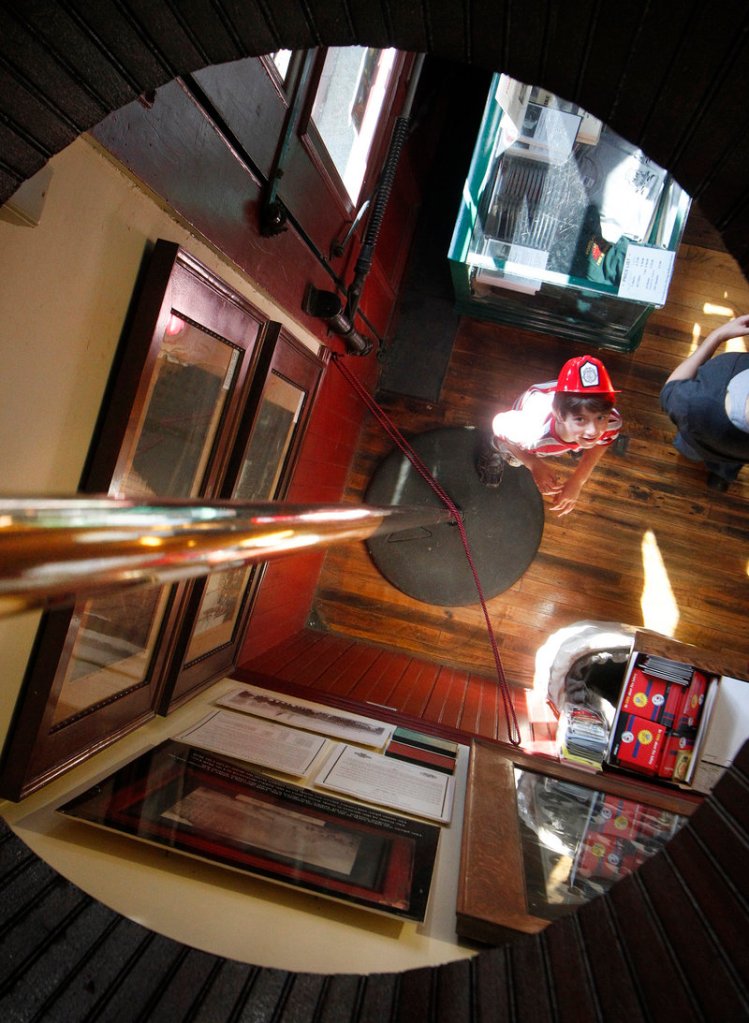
665,314,749,384
498,437,562,496
550,444,609,516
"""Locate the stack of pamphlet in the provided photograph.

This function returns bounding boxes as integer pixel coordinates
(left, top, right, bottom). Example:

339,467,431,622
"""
557,704,609,770
638,655,693,684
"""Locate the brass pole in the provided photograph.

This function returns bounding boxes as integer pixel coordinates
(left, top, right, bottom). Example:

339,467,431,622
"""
0,497,455,617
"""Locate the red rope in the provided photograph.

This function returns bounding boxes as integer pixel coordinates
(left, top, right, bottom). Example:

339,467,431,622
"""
332,354,522,747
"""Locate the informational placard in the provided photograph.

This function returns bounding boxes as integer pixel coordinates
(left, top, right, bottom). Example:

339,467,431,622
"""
618,245,676,306
316,744,455,824
216,684,394,749
175,709,327,778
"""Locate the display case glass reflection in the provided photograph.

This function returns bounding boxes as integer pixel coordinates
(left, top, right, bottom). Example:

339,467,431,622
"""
514,767,686,921
456,741,697,944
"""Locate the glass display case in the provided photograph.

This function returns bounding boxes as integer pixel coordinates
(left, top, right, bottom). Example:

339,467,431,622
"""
456,741,697,944
448,75,692,351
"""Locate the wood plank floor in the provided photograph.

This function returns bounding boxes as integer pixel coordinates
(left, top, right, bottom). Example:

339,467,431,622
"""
235,628,548,749
311,213,749,692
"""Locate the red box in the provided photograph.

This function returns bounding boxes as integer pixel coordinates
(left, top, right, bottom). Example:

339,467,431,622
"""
621,668,669,721
575,831,636,884
658,682,686,730
611,714,667,775
632,802,679,841
657,731,695,780
591,794,639,839
677,670,709,730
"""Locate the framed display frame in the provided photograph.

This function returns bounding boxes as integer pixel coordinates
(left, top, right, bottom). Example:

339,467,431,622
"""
156,328,323,713
0,241,268,800
58,740,441,921
456,740,700,945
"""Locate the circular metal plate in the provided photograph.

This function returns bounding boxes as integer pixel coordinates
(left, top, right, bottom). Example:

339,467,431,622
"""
365,427,544,606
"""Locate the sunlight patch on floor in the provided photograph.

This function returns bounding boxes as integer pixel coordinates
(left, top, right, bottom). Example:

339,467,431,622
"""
692,306,748,354
640,529,679,637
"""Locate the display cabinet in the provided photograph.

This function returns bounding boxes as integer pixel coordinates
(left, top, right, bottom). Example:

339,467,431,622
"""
158,326,323,713
0,242,321,800
604,631,749,793
457,741,698,945
448,75,692,351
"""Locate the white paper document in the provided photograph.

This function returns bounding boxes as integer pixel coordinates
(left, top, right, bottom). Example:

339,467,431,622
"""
618,245,676,305
315,744,455,824
176,709,327,777
216,684,395,748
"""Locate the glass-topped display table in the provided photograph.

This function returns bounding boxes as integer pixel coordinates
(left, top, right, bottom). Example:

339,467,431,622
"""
449,75,692,351
456,740,699,944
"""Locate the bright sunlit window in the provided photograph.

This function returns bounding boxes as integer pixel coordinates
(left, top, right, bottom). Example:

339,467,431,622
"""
271,50,292,80
311,47,397,204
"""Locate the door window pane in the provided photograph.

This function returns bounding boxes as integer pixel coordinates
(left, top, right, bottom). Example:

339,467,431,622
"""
271,50,292,81
183,373,305,663
311,47,397,204
51,320,241,726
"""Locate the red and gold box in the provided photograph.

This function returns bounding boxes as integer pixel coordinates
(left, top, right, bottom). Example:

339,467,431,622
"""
658,682,686,730
657,731,696,780
576,831,637,883
620,668,669,721
592,794,639,839
677,670,709,730
610,714,666,775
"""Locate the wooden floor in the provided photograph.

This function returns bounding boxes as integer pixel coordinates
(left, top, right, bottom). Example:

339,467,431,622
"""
237,627,553,749
311,211,749,693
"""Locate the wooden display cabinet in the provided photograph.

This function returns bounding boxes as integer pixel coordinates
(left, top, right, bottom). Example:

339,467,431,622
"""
456,740,699,945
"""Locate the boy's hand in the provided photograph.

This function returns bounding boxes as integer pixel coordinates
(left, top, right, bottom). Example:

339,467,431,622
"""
550,477,583,516
531,462,562,497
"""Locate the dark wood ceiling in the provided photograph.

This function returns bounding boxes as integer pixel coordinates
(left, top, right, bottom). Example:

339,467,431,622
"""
3,1,749,280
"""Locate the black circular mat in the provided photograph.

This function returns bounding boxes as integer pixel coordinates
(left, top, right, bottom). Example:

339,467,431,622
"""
365,427,544,606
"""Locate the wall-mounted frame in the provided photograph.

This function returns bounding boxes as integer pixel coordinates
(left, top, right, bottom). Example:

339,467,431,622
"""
0,241,269,800
157,328,323,713
457,740,700,945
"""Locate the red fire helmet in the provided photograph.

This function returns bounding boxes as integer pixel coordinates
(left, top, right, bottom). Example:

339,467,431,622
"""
556,355,619,398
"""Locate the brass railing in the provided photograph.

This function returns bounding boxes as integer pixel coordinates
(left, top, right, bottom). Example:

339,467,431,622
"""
0,497,454,617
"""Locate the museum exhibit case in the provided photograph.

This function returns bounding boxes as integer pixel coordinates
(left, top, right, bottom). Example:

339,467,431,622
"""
448,74,692,351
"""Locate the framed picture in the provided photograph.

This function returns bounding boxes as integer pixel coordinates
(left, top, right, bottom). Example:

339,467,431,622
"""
156,328,323,713
0,242,269,799
457,740,700,945
58,740,440,921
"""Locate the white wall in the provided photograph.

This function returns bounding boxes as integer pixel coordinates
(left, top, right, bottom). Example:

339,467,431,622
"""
0,136,319,748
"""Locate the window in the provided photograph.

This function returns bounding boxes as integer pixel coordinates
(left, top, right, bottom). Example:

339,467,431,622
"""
310,47,397,204
271,50,292,80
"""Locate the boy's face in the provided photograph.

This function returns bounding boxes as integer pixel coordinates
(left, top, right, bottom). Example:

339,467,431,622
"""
557,408,610,447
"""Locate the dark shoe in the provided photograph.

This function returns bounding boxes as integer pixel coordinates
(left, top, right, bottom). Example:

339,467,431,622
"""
707,473,730,492
477,449,505,488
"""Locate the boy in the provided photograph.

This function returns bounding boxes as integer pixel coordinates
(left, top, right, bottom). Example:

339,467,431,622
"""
478,355,622,516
